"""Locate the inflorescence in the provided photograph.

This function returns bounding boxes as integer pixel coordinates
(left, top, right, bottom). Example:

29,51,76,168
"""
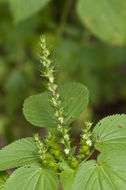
78,121,93,162
34,36,94,171
39,35,71,157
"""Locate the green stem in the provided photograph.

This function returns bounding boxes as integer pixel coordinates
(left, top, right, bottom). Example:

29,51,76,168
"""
79,148,95,166
57,0,73,41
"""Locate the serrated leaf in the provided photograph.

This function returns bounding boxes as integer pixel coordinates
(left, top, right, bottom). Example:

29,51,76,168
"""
73,150,126,190
0,138,41,171
93,114,126,152
0,172,9,190
5,166,59,190
23,82,89,128
77,0,126,45
9,0,50,23
60,169,75,190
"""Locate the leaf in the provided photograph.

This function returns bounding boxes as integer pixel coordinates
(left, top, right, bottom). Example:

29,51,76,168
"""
0,172,9,190
60,169,75,190
5,166,59,190
23,82,89,128
9,0,50,23
93,114,126,152
59,161,71,170
0,138,41,171
77,0,126,45
73,150,126,190
24,92,57,128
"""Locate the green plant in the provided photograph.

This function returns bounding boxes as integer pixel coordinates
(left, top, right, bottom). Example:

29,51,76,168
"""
1,0,126,146
0,37,126,190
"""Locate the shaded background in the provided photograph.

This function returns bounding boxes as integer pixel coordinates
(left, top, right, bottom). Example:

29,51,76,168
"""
0,0,126,147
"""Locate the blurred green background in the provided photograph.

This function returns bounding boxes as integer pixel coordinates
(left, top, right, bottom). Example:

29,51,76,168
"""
0,0,126,146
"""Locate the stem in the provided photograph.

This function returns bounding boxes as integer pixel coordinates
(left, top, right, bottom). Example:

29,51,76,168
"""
79,148,95,166
57,0,73,41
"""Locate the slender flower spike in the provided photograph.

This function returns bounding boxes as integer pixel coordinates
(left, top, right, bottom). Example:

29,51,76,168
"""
34,133,46,161
40,35,72,159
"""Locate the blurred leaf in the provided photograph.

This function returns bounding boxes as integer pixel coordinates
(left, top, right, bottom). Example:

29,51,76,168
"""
6,166,59,190
3,70,28,114
9,0,50,23
23,82,89,128
56,39,126,105
4,71,27,94
77,0,126,45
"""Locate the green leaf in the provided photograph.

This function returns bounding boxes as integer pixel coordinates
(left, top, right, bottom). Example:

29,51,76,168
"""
24,92,57,128
5,166,59,190
0,138,41,171
59,161,71,170
0,172,9,190
60,169,75,190
73,150,126,190
93,114,126,152
9,0,50,23
23,82,89,128
77,0,126,45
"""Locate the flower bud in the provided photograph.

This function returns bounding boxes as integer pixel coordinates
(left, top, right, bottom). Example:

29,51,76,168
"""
49,76,54,83
64,148,70,154
59,117,64,124
64,134,69,140
82,134,87,139
86,139,92,146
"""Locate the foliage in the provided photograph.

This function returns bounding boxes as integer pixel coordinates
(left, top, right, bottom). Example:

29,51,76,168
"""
9,0,50,23
0,37,126,190
6,167,59,190
93,114,126,151
0,172,9,190
77,0,126,45
73,150,126,190
1,0,126,144
0,138,40,171
0,1,126,189
23,83,89,128
60,169,75,190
